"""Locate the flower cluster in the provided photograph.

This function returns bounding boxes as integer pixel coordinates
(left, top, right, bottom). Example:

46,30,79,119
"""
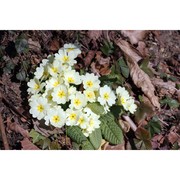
27,43,137,137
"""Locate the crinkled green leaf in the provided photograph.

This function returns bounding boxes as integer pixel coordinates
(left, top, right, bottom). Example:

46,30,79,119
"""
66,126,94,150
67,126,87,144
89,128,102,149
118,58,129,78
86,102,105,115
100,112,124,145
81,141,94,150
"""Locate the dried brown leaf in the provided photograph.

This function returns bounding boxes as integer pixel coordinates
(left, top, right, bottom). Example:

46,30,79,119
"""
87,30,102,41
28,38,41,52
84,50,96,67
90,52,111,76
116,39,142,62
116,39,160,110
21,138,40,150
7,118,29,138
168,132,179,144
49,39,60,52
136,41,149,57
151,78,177,96
121,30,149,44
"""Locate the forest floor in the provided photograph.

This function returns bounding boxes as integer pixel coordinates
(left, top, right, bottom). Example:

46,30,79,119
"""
0,30,179,150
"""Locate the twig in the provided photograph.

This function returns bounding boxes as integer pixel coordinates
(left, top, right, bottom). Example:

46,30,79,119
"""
0,113,10,150
122,115,137,132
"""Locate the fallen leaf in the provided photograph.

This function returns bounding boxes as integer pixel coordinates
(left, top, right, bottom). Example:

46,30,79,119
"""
90,52,111,76
168,131,179,144
116,39,160,110
116,39,142,62
87,30,102,41
28,38,41,52
49,39,60,52
21,138,40,150
137,41,149,57
121,30,149,44
151,78,177,96
7,118,29,138
84,50,96,67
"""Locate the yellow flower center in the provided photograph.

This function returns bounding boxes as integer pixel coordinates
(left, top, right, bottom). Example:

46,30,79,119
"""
120,97,126,105
34,84,40,90
86,81,93,88
86,92,94,99
78,117,84,125
58,90,65,98
51,67,58,73
67,48,74,52
69,113,77,120
68,77,75,83
37,104,44,112
53,81,59,87
74,99,81,106
103,93,109,100
62,56,69,63
52,115,60,123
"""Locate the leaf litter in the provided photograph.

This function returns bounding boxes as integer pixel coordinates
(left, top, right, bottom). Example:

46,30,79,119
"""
0,30,179,150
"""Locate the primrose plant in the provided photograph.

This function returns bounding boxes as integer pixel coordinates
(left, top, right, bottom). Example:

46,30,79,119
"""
27,43,137,139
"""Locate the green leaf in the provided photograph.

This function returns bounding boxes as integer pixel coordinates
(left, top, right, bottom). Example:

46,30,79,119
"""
86,102,105,115
15,38,29,54
134,139,152,150
160,96,179,109
29,129,46,144
135,127,152,150
66,126,87,144
89,128,102,149
99,68,125,86
146,116,161,137
72,142,80,150
66,126,94,150
118,58,129,78
16,70,26,81
100,40,114,56
140,58,154,78
100,112,124,145
81,141,94,150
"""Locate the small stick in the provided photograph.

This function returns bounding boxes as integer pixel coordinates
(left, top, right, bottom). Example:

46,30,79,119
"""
122,115,137,132
0,113,10,150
